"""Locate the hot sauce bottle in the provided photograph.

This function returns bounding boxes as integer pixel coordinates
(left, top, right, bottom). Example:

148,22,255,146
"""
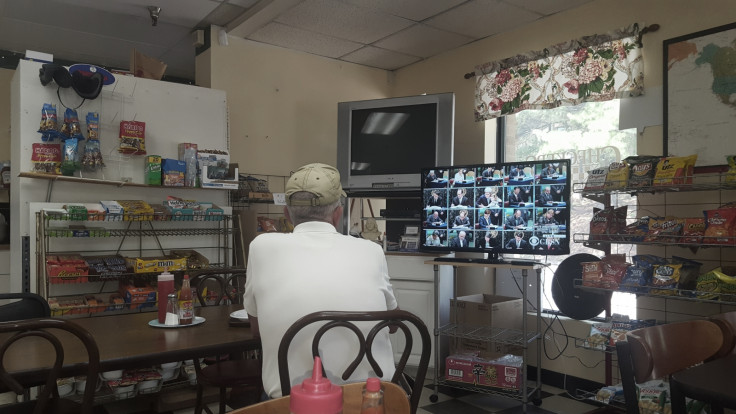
178,274,193,325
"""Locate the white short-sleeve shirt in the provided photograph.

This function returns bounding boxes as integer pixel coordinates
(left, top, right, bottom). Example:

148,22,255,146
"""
244,221,398,398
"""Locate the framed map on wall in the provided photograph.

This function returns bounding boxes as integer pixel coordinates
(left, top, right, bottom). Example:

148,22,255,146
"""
663,22,736,167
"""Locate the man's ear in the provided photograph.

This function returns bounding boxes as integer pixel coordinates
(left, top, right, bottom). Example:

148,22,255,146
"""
331,205,343,227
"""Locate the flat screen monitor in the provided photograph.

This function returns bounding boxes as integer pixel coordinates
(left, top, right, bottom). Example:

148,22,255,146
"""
337,93,454,191
419,159,571,257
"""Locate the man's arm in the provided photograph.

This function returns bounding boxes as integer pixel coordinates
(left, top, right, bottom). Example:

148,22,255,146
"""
248,314,260,338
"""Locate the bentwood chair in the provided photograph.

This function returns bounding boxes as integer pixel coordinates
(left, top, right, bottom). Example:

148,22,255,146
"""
0,293,50,322
616,320,724,414
0,318,100,414
277,310,431,414
230,381,410,414
189,269,262,414
710,310,736,356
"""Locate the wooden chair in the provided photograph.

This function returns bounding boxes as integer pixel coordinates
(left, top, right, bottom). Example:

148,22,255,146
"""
0,318,100,414
0,293,50,322
189,269,262,414
277,310,431,414
710,310,736,356
229,381,410,414
616,320,724,414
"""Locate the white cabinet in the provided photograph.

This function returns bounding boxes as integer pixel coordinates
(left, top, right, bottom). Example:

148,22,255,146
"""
386,254,453,370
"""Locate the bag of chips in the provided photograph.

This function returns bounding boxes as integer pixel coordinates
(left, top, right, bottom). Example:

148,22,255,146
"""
726,155,736,183
31,143,62,174
590,206,627,241
600,256,630,289
37,103,60,142
653,154,697,186
581,261,603,287
622,216,651,242
670,256,703,293
584,168,607,191
703,207,736,245
119,120,146,155
695,269,721,300
604,161,629,190
680,218,705,244
650,263,682,296
619,266,652,293
625,155,660,188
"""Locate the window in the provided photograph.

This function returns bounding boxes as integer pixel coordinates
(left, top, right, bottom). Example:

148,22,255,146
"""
495,99,638,318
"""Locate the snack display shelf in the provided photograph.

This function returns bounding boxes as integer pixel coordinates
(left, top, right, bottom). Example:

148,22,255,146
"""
572,174,736,196
19,171,234,191
439,323,540,345
573,337,617,354
572,279,736,305
45,227,230,238
572,233,736,248
43,212,226,222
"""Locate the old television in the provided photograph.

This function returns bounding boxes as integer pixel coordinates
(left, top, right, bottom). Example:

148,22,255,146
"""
420,159,571,258
337,93,455,191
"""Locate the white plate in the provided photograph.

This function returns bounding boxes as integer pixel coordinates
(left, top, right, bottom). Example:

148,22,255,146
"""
148,316,205,328
230,309,249,321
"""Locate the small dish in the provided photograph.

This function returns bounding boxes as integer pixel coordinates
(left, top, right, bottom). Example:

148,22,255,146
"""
229,309,249,321
148,316,205,328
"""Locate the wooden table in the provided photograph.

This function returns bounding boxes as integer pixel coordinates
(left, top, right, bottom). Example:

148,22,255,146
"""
670,354,736,414
230,382,410,414
2,305,259,388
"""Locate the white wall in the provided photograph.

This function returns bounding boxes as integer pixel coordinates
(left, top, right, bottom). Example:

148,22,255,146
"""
10,60,230,293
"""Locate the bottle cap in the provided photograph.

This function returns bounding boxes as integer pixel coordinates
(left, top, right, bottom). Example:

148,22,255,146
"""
158,269,174,281
365,377,381,392
289,356,342,414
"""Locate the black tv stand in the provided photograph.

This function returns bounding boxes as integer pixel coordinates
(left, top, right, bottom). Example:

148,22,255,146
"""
433,255,542,266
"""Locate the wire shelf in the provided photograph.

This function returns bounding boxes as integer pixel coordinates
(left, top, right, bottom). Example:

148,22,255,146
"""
573,278,736,304
572,175,736,196
439,323,540,345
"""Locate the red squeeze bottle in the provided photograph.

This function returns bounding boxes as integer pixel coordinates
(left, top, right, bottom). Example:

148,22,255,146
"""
157,270,175,324
290,356,343,414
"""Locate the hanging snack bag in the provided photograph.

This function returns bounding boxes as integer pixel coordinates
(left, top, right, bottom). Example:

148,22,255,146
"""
38,103,60,142
119,120,146,155
656,216,685,243
680,217,706,244
600,256,630,289
589,205,627,241
703,207,736,245
695,269,721,300
653,154,697,187
60,138,80,176
60,108,84,141
726,155,736,183
31,143,62,174
581,261,603,288
604,161,629,190
715,267,736,301
619,266,652,293
584,168,607,191
622,216,651,242
625,155,660,188
649,263,682,296
81,112,104,172
670,256,703,293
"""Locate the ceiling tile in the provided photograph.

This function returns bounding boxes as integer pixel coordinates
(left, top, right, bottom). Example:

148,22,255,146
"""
248,22,363,59
341,0,467,22
425,0,542,39
374,24,474,59
274,0,413,44
504,0,595,15
199,2,250,27
341,46,421,71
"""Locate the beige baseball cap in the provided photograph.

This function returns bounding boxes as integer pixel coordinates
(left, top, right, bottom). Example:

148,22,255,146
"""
285,163,347,206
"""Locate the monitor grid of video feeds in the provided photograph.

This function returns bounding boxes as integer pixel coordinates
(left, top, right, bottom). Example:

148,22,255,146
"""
420,160,571,256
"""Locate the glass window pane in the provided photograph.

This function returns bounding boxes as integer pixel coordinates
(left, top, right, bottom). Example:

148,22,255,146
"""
496,100,638,317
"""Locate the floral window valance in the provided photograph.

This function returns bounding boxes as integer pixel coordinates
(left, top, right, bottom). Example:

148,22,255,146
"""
474,23,645,121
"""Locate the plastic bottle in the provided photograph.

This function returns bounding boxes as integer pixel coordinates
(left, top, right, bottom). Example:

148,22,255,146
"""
360,377,384,414
165,293,179,326
178,274,193,325
290,356,342,414
157,269,175,324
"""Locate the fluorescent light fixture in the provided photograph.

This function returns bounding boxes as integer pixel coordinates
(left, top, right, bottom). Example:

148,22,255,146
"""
361,112,409,135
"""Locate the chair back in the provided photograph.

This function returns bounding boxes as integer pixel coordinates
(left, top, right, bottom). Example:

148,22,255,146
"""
277,309,431,414
616,319,723,414
190,268,248,306
0,318,100,414
710,310,736,356
0,293,50,322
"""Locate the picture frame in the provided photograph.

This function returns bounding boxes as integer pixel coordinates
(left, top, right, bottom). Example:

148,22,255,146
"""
404,225,420,236
663,22,736,167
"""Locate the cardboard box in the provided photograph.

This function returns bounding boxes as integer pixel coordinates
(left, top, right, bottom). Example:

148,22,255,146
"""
131,48,167,80
449,294,523,329
445,354,522,390
200,164,239,189
449,336,523,360
119,284,157,308
145,155,162,186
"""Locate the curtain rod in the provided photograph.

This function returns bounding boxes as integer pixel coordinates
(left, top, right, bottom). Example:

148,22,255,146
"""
463,23,660,79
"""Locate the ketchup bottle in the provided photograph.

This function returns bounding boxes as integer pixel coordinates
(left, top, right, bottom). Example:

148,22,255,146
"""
178,274,193,325
157,269,175,324
290,356,342,414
